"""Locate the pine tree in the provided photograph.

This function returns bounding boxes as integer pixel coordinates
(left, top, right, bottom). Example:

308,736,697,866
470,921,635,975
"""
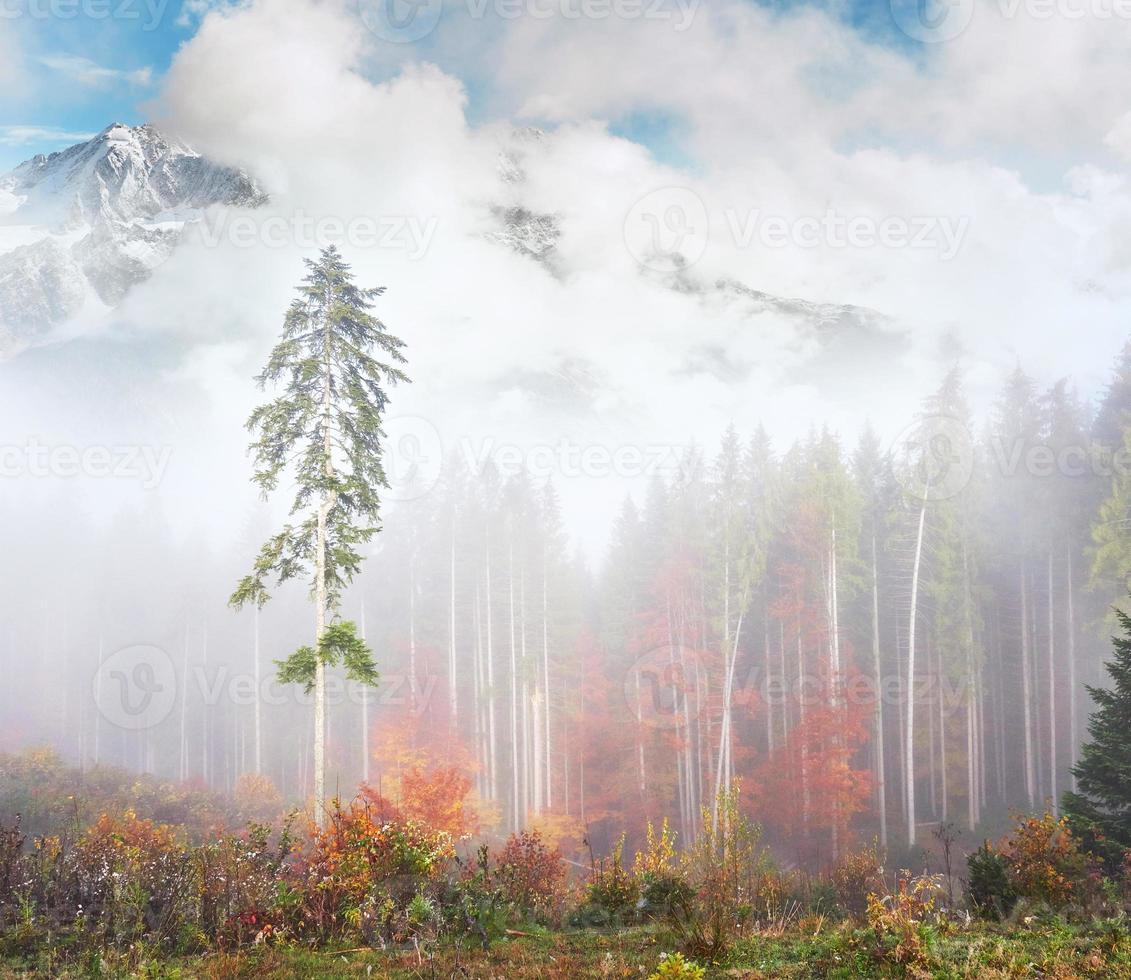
231,245,409,826
1063,605,1131,865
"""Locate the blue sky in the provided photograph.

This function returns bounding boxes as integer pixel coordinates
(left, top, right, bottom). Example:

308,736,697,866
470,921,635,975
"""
0,0,931,172
0,0,192,169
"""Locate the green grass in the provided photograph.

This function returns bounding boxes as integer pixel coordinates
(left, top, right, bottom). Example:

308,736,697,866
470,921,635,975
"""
4,919,1131,979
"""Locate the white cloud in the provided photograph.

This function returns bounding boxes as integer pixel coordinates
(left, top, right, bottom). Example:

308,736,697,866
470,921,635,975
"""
0,125,97,146
6,0,1130,550
40,55,153,88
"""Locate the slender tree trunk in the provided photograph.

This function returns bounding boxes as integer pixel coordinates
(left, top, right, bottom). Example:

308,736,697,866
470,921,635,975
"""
253,605,262,774
474,579,485,798
1048,551,1057,814
1021,565,1035,810
541,551,552,811
1067,545,1078,790
409,558,417,709
962,537,978,829
313,312,337,827
95,631,105,768
829,529,842,860
485,539,498,802
202,619,210,787
361,602,369,784
871,535,887,850
906,500,927,846
937,636,948,824
508,537,519,830
450,531,458,729
713,606,746,834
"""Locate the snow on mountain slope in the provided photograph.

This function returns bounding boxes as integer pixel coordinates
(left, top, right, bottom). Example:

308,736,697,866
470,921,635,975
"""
0,123,265,359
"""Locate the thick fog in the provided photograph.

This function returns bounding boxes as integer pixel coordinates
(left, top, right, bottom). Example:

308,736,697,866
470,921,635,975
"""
3,0,1131,863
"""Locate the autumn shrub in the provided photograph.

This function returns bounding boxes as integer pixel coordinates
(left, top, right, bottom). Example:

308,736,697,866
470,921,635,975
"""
197,819,296,949
865,872,945,970
232,774,284,826
450,843,509,949
664,786,772,960
828,841,883,918
495,830,567,923
634,819,694,920
574,835,639,926
648,951,707,980
71,809,196,951
291,798,455,943
0,817,25,919
998,812,1102,913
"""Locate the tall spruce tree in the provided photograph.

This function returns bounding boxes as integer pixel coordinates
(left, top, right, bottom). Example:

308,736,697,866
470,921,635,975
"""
231,245,409,826
1063,604,1131,866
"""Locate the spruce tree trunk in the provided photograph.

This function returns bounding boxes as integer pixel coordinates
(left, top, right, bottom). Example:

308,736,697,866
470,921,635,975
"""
1048,551,1057,814
95,632,105,767
254,605,262,774
937,637,948,823
871,536,887,849
450,533,458,729
313,308,336,828
1067,545,1078,790
541,552,552,811
485,541,498,802
1021,565,1035,809
906,499,927,846
962,537,978,829
314,500,328,826
713,607,746,834
508,537,519,829
202,619,210,786
361,602,369,785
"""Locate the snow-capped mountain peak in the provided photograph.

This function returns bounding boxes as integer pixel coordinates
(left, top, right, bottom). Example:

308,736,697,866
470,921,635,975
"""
0,123,265,359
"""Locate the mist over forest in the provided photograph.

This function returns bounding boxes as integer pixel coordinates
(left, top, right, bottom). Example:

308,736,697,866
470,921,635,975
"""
6,0,1131,974
4,332,1131,867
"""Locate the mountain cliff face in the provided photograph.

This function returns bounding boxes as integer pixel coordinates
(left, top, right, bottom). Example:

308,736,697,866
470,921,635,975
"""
0,123,265,358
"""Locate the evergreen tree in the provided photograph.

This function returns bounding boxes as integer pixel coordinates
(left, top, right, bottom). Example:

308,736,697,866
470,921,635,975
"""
231,245,409,826
1063,605,1131,866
